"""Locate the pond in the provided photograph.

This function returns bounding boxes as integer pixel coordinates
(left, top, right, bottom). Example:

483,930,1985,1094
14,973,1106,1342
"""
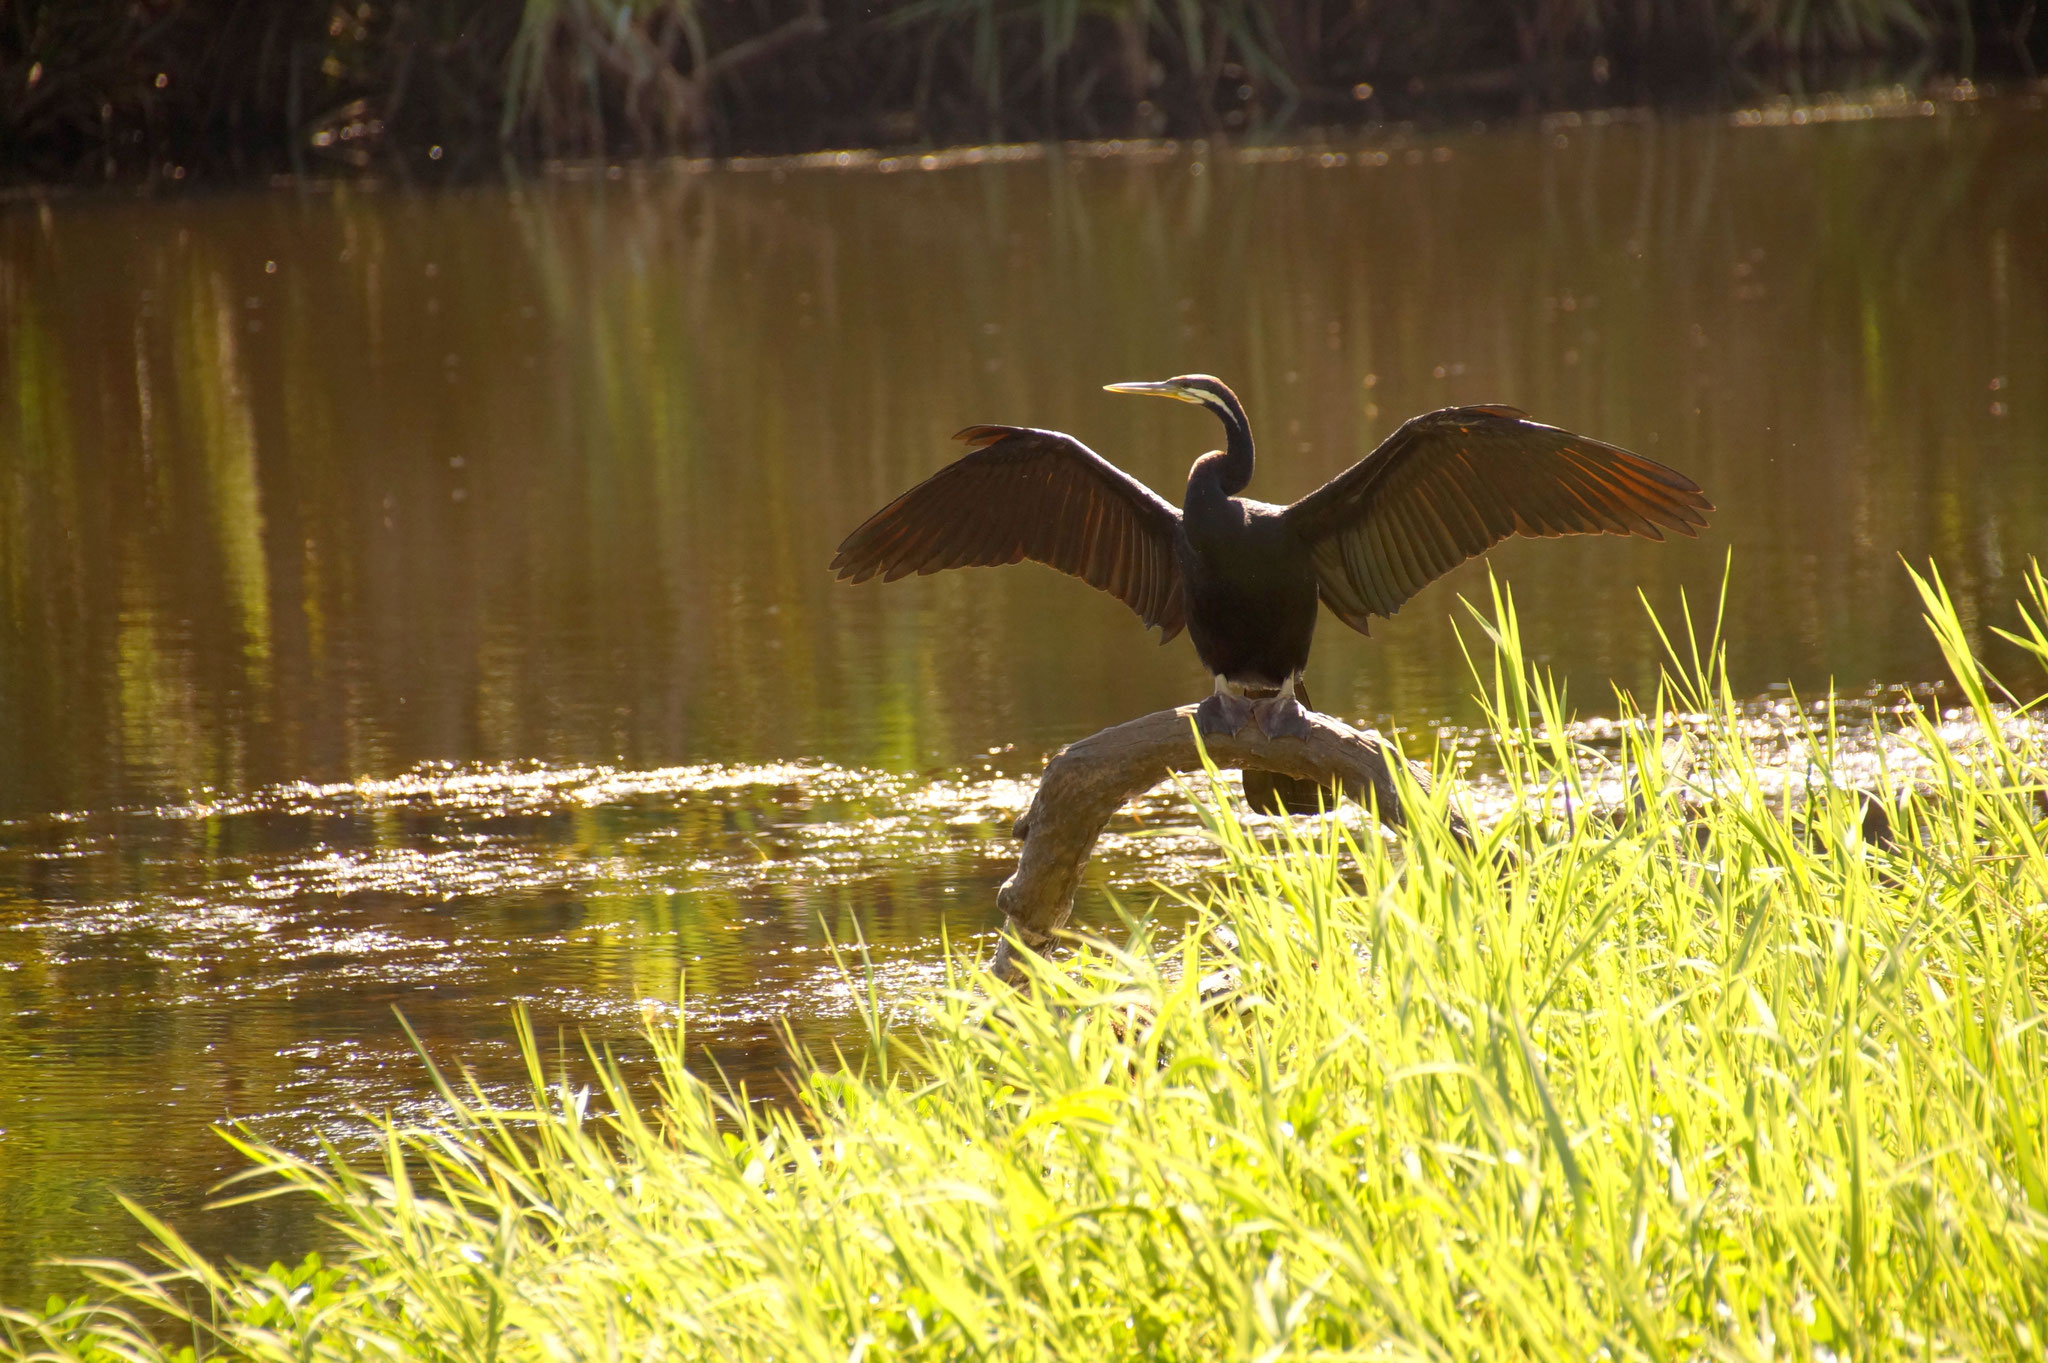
2,92,2044,1301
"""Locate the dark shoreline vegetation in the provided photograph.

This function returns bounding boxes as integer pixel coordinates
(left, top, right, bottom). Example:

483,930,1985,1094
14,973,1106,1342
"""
2,0,2044,187
3,570,2046,1358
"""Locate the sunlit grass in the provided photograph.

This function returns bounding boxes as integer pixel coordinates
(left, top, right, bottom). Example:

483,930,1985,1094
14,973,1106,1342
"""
5,562,2047,1360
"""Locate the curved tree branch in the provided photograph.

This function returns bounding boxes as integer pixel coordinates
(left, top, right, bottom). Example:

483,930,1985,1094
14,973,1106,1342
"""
990,705,1462,981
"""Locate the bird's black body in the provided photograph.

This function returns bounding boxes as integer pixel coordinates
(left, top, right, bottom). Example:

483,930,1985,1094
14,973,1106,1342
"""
832,374,1713,742
1172,424,1319,705
1176,492,1318,691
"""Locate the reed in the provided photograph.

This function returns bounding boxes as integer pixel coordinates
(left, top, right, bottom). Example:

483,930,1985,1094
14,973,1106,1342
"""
4,561,2046,1359
3,0,2033,181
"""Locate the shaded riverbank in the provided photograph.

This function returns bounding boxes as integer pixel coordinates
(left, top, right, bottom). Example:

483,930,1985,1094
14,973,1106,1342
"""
3,0,2044,186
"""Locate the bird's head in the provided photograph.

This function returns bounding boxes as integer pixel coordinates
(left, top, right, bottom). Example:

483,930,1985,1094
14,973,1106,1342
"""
1106,374,1256,494
1103,374,1243,423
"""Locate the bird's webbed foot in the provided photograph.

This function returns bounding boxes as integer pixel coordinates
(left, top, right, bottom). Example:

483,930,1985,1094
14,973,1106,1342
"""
1194,691,1256,738
1252,695,1315,741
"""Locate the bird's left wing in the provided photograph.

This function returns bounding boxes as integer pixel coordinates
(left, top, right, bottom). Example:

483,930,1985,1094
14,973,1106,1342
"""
830,425,1186,640
1283,405,1712,634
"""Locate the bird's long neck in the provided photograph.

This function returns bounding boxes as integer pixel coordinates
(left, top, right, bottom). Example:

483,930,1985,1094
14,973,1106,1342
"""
1199,390,1255,497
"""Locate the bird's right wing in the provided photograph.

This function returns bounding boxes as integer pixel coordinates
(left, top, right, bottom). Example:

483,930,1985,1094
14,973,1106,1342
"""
830,425,1187,640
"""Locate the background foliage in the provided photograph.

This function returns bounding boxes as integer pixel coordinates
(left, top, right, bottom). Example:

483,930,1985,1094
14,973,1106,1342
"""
1,0,2041,182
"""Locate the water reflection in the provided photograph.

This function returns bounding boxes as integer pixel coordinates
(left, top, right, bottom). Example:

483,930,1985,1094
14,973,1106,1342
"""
6,104,2046,819
1,98,2045,1299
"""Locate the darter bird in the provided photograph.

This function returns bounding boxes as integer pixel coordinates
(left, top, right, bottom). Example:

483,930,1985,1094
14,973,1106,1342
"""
831,375,1711,741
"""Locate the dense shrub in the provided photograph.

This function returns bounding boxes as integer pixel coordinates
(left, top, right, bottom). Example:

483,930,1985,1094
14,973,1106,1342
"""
2,0,2040,183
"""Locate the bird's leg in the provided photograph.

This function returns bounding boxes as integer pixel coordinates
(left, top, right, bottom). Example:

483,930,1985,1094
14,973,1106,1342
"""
1194,675,1255,738
1253,673,1315,740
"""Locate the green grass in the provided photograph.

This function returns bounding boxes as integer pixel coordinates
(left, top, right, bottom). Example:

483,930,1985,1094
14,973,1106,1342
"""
5,562,2047,1359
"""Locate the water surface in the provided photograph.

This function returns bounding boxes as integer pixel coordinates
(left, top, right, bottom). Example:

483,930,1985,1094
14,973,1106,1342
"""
2,94,2045,1298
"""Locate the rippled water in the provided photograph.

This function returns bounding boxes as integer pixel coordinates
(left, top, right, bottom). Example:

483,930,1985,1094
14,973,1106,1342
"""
3,92,2046,1298
0,750,1266,1289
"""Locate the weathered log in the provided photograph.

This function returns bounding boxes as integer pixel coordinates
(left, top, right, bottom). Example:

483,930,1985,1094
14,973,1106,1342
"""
990,705,1459,982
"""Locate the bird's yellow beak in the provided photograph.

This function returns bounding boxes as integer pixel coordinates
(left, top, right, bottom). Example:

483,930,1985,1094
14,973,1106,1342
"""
1104,380,1200,403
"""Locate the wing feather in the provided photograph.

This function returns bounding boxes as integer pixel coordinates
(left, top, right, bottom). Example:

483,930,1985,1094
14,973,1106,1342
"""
1287,405,1711,629
832,425,1187,640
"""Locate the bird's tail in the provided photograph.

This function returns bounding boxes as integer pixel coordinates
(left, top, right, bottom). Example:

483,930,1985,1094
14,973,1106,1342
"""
1241,680,1340,816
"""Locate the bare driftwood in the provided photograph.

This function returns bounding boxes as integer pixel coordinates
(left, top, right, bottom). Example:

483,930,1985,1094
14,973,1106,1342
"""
990,705,1462,982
